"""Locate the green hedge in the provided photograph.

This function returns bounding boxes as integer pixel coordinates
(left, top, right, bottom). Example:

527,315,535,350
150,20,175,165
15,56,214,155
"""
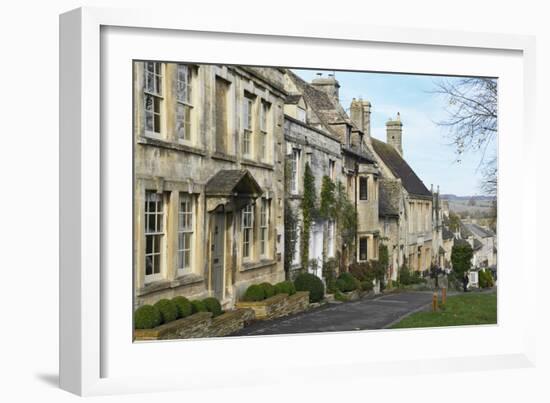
134,304,162,329
336,272,360,292
191,299,208,313
203,297,223,317
294,272,324,303
172,296,192,319
153,299,178,324
243,284,265,302
274,280,296,296
259,282,276,299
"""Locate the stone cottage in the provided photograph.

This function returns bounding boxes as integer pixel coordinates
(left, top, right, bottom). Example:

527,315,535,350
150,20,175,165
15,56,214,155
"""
283,72,380,280
282,88,342,279
350,108,434,275
133,62,286,309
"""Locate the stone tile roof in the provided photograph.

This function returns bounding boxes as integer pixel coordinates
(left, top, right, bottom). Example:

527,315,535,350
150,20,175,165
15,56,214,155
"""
285,93,302,105
371,138,431,198
379,179,401,217
286,70,375,163
205,169,262,197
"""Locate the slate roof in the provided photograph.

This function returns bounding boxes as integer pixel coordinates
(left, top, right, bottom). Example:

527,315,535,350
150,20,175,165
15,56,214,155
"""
205,169,262,197
459,221,473,238
286,70,376,163
371,138,431,198
454,238,471,248
442,226,454,240
379,180,401,217
465,223,495,238
473,238,483,251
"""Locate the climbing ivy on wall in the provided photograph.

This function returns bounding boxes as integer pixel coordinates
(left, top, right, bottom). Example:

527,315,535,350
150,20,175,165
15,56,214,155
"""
378,242,389,272
300,163,317,270
334,180,357,250
319,175,336,219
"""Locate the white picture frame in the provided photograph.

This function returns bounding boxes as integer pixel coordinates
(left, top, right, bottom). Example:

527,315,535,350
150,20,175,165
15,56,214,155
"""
59,6,537,396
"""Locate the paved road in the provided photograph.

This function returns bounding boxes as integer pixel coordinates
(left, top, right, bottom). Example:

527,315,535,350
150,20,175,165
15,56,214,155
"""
228,291,436,337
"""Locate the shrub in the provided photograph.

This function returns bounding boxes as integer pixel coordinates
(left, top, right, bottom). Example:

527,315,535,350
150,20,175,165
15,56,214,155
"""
172,296,192,318
334,290,348,302
203,297,223,317
326,278,339,294
153,299,178,324
322,257,339,286
451,240,473,278
274,280,296,296
191,299,208,313
479,270,494,289
336,272,360,292
259,282,276,299
134,304,162,329
294,272,325,303
243,284,265,302
360,280,374,292
398,266,425,286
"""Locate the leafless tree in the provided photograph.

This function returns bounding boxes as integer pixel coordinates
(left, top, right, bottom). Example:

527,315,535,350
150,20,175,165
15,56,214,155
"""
432,77,498,196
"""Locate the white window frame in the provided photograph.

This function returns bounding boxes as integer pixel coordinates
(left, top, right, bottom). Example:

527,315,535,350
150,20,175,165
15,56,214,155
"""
176,64,193,142
327,219,335,258
329,159,335,180
260,198,269,257
242,204,254,260
358,236,368,262
290,148,300,194
242,96,253,157
144,190,164,283
177,193,194,275
259,101,269,161
144,62,163,137
297,106,306,123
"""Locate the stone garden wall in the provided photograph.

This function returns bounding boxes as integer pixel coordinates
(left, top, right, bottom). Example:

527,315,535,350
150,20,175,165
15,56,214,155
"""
235,291,310,320
134,308,255,341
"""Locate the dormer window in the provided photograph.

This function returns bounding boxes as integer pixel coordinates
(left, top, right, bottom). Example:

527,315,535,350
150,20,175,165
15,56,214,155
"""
297,107,306,123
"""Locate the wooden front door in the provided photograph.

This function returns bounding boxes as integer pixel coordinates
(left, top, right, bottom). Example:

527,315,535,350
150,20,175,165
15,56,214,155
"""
210,213,225,299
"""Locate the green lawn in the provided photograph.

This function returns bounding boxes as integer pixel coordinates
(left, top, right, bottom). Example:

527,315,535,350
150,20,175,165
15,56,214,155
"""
390,292,497,329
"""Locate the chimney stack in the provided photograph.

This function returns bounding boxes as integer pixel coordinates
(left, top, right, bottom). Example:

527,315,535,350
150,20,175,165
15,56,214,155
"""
350,98,372,139
386,112,403,156
311,73,340,105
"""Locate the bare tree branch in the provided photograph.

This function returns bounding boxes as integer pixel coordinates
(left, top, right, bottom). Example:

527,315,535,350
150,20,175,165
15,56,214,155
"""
431,77,498,195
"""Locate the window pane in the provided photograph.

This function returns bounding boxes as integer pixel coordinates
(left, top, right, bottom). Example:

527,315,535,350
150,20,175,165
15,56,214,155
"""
359,177,368,200
145,253,153,276
153,252,160,274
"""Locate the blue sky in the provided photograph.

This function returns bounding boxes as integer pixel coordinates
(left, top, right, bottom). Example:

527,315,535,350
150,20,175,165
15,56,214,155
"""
293,69,497,196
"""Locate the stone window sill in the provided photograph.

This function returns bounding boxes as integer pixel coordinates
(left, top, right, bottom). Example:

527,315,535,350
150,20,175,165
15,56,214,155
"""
136,273,205,297
241,159,274,170
138,136,207,157
211,151,237,163
241,259,277,272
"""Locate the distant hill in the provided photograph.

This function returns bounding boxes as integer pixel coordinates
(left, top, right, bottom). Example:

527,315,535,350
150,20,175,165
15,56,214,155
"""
440,194,496,202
